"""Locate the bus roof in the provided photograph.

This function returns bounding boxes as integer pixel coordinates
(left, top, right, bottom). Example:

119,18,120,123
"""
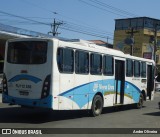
7,37,155,65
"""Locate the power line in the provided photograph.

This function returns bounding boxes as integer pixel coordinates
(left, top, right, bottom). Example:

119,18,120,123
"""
63,24,113,38
3,0,139,43
16,0,115,38
48,18,113,39
78,0,139,17
0,10,114,41
60,26,113,40
89,0,138,17
18,0,114,36
62,20,114,36
0,9,113,38
0,10,50,26
0,13,113,38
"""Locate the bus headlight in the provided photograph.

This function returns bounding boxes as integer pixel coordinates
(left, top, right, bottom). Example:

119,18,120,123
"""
41,75,51,99
3,74,8,95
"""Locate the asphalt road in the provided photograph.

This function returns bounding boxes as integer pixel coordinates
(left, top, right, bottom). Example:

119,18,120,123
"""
0,93,160,137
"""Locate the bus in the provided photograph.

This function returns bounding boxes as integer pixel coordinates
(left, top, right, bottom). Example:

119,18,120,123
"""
2,38,155,116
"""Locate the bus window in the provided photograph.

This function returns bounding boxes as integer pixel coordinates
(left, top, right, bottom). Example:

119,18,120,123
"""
134,61,140,77
141,62,146,78
103,55,114,76
7,41,47,64
57,48,74,73
126,59,133,77
90,53,102,75
75,50,89,74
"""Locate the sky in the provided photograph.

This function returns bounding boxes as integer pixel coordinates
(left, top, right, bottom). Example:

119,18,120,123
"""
0,0,160,44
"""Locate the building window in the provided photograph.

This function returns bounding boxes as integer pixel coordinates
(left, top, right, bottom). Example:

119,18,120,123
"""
134,61,140,77
103,55,114,75
144,18,154,29
141,62,146,78
57,48,74,73
131,19,137,28
75,50,89,74
126,59,133,77
90,53,102,75
115,20,123,30
137,18,144,28
143,52,152,59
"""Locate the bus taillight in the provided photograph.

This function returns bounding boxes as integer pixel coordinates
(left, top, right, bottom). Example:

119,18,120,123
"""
41,75,51,99
3,74,8,95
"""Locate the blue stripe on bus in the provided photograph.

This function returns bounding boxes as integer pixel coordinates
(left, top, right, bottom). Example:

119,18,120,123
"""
59,79,141,108
2,94,52,108
125,81,141,102
8,74,42,83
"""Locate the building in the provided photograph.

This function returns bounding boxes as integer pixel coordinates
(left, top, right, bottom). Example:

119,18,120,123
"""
0,23,51,59
90,40,113,48
113,17,160,71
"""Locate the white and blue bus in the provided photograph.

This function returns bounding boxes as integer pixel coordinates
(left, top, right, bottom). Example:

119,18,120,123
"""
2,38,155,116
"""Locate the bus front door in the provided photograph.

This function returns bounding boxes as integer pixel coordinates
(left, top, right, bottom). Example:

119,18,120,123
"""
115,60,125,104
147,65,154,100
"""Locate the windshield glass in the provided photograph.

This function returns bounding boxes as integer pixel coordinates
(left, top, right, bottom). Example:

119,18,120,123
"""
7,41,47,64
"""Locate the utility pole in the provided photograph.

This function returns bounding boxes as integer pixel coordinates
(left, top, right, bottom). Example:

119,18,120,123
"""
126,27,139,55
48,19,63,36
106,36,108,47
154,23,158,62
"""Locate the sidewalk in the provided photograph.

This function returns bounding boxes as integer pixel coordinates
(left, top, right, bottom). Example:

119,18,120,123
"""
0,93,1,103
154,91,160,97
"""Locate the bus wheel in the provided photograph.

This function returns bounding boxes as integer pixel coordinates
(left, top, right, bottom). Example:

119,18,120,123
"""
90,95,103,117
136,94,144,109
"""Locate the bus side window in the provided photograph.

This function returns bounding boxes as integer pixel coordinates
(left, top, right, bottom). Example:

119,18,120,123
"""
126,59,133,77
75,50,89,74
134,61,140,77
57,48,74,73
90,53,102,75
141,62,146,78
103,55,114,76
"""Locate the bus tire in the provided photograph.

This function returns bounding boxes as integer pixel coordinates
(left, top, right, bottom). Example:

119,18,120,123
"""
136,94,144,109
90,95,103,117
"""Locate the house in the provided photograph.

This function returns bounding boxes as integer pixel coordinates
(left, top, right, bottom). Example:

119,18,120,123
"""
89,40,113,48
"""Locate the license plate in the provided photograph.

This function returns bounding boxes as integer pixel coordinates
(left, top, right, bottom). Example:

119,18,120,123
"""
19,91,29,96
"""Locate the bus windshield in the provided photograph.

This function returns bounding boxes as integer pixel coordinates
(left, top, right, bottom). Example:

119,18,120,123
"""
7,41,47,64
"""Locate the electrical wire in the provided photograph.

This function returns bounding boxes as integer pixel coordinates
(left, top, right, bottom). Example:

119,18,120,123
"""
17,0,115,35
0,10,50,26
88,0,139,17
1,0,139,43
61,20,114,36
0,10,114,42
78,0,127,17
60,26,113,40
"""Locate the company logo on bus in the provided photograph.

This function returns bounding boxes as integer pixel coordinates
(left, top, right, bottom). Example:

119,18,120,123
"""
8,74,42,83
